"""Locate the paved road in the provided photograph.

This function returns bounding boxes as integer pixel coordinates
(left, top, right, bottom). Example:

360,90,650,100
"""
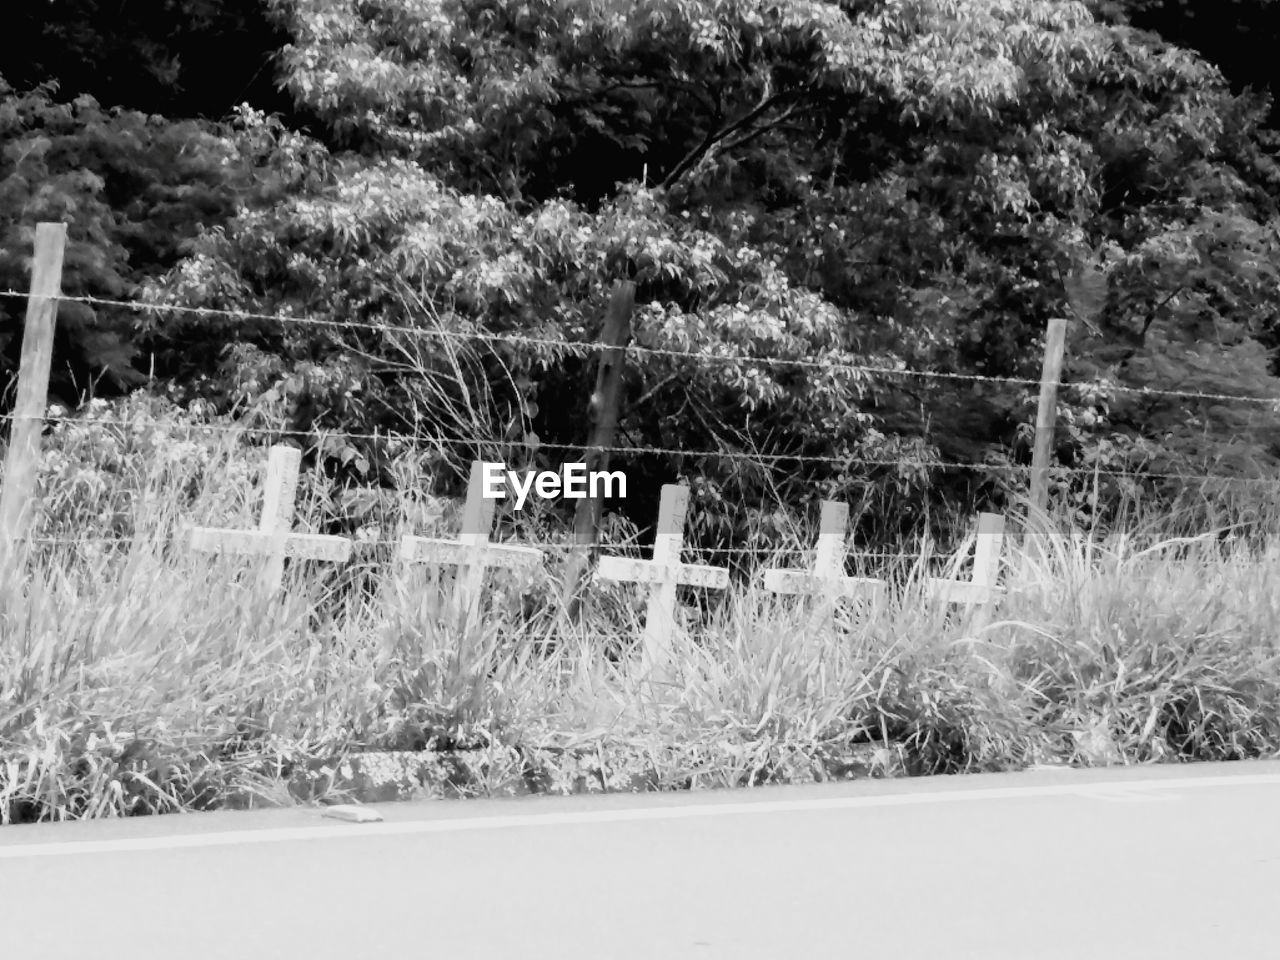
3,760,1280,959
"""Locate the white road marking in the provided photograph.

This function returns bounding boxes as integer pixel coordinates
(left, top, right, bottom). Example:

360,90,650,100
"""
2,772,1278,860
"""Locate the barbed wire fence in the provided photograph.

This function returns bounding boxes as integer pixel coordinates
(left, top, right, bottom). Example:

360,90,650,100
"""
3,223,1280,588
9,288,1280,406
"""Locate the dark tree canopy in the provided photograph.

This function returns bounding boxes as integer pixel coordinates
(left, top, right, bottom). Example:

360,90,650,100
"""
1100,0,1280,123
7,0,292,119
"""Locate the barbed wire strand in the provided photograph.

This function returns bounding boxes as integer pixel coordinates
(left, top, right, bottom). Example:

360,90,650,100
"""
13,535,1277,570
3,288,1277,406
11,534,923,559
3,410,1276,485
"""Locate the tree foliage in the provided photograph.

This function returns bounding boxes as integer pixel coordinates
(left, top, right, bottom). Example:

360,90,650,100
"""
0,81,268,401
7,0,1280,542
1096,0,1280,123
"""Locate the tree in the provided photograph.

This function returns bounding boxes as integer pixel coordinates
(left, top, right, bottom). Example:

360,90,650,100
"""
0,81,277,403
7,0,292,119
1094,1,1280,124
142,0,1280,541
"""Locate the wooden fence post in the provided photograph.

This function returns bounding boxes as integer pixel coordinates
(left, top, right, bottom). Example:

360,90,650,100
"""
563,280,634,618
1030,317,1069,513
595,484,729,678
0,223,68,568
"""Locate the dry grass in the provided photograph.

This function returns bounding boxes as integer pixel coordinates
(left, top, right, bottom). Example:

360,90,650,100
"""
2,396,1280,822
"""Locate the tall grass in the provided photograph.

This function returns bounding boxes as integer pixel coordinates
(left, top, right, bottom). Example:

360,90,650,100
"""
2,397,1280,822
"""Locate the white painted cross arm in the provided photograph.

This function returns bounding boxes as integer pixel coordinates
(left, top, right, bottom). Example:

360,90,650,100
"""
595,554,729,589
761,500,885,602
398,536,543,571
926,512,1005,606
763,568,884,598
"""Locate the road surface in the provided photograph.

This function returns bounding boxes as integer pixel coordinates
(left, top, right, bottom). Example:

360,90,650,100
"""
3,760,1279,959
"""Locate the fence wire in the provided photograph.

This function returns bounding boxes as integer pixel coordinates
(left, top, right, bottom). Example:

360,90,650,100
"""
4,288,1279,406
5,286,1280,576
8,534,927,560
2,409,1275,486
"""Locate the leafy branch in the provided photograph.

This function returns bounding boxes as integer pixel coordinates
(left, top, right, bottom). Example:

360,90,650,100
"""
659,86,808,189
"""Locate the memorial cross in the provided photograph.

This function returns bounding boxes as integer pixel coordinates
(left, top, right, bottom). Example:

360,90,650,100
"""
926,512,1005,607
595,484,729,673
187,445,352,597
762,500,885,607
397,460,543,611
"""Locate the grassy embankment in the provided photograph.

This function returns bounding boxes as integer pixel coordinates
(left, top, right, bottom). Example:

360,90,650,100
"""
2,394,1279,823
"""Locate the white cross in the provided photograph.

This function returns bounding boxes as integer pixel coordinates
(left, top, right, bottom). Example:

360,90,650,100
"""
397,460,542,610
762,500,885,606
927,512,1005,606
187,444,352,597
595,484,729,674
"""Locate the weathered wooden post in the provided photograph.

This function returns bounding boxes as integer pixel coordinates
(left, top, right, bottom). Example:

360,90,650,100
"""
595,484,729,677
562,281,634,619
762,500,885,612
1030,317,1069,513
0,223,67,569
398,460,543,614
187,444,352,597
